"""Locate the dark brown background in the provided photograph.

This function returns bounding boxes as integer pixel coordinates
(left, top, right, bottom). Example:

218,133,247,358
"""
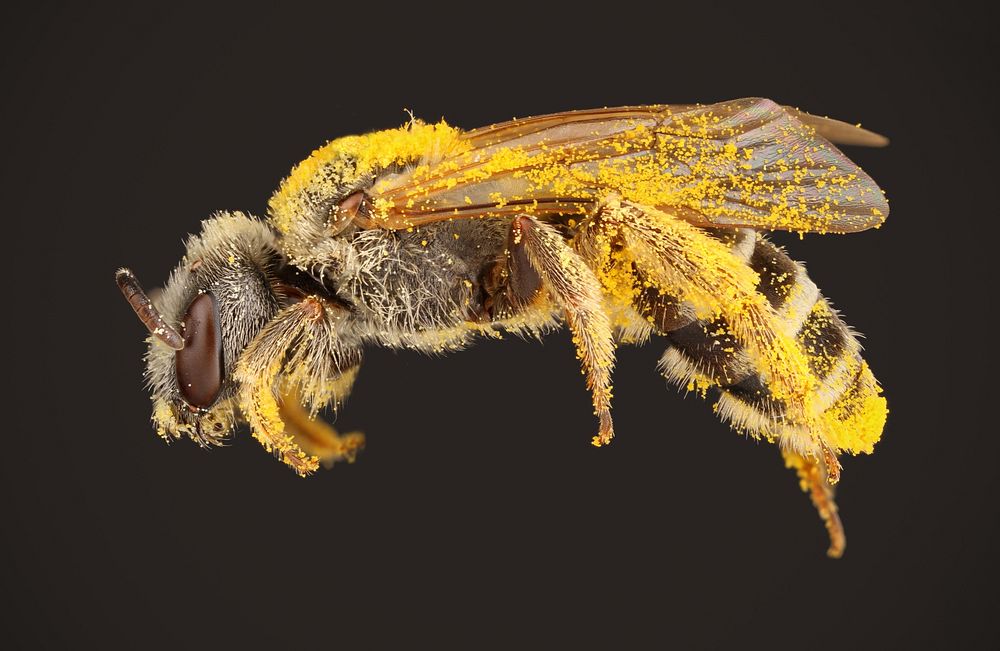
2,2,996,648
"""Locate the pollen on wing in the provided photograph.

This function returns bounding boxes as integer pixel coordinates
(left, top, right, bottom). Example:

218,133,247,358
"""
365,104,881,234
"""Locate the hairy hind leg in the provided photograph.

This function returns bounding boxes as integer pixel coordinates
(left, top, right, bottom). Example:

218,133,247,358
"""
575,197,815,421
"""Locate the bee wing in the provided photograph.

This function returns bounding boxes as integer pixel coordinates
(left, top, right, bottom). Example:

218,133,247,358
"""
369,98,889,234
662,104,889,147
781,107,889,147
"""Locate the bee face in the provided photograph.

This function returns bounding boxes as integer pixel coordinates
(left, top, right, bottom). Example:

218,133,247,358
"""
121,212,282,444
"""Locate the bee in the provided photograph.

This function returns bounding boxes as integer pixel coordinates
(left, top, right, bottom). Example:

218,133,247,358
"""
118,98,889,557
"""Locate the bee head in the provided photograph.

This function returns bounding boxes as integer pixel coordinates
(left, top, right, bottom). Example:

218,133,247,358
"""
117,212,282,445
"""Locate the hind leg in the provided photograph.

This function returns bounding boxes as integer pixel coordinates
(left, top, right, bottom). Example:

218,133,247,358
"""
783,449,846,558
574,197,815,420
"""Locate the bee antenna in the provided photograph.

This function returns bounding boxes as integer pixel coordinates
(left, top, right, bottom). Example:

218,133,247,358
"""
115,268,185,350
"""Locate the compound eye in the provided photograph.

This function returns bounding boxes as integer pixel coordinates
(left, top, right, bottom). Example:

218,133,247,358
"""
175,293,223,409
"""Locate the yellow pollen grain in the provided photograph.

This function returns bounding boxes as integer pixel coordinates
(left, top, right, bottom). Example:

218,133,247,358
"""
269,119,469,233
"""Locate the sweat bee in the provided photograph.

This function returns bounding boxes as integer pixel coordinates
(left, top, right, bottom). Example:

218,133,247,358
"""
118,98,889,557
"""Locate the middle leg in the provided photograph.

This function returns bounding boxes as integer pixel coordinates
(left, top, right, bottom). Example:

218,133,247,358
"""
490,215,618,447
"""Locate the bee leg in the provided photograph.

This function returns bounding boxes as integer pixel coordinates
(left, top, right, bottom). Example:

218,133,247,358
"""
474,220,544,322
577,197,814,422
512,215,617,446
279,375,365,469
783,449,846,558
234,296,361,476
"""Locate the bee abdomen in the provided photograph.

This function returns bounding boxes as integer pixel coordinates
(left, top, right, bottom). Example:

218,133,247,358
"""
651,232,886,455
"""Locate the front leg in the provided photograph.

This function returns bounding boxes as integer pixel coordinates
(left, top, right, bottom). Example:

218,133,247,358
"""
510,215,617,447
233,296,363,476
279,374,365,469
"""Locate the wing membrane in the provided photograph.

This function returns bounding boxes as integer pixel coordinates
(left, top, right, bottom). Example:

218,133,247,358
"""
782,107,889,147
367,99,889,234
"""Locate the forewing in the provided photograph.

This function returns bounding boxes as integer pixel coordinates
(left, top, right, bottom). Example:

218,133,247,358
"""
368,99,889,234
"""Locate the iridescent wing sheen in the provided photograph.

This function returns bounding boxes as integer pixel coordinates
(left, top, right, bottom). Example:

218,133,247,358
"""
367,98,889,234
